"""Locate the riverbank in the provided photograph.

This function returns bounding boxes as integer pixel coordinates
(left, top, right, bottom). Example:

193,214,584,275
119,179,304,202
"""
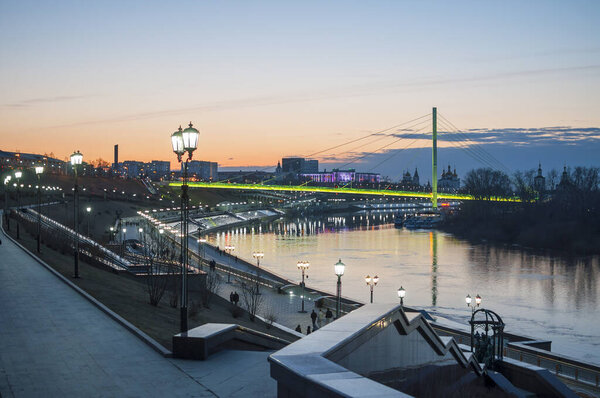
440,201,600,255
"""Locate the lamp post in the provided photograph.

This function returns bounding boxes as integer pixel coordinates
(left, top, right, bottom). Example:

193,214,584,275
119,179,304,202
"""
334,259,345,319
398,286,406,307
70,151,83,278
4,176,11,231
365,274,379,304
171,122,199,334
122,227,127,255
465,294,482,314
14,171,22,239
35,166,43,252
86,206,92,236
252,251,264,295
297,261,309,313
197,235,207,270
224,244,235,283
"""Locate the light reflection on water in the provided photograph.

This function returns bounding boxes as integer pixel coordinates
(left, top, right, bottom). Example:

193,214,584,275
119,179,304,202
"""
209,212,600,364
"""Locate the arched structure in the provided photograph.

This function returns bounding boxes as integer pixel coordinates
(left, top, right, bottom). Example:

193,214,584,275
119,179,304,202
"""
470,308,505,368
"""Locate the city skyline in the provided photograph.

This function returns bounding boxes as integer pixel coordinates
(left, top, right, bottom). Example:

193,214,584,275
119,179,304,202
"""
1,1,599,174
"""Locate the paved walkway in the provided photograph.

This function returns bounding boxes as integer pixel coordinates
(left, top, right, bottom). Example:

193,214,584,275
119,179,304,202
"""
190,239,334,334
0,219,276,397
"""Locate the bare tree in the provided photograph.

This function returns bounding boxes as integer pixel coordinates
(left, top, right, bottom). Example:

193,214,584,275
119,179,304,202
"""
201,269,222,308
512,170,536,203
463,168,511,200
240,275,264,322
142,229,170,307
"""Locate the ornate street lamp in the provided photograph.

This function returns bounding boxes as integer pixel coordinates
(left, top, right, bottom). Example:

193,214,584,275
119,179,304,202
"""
398,286,406,307
86,206,92,236
466,294,482,313
3,176,11,231
365,274,379,304
70,151,83,277
171,123,199,333
253,251,264,295
14,171,22,239
35,166,43,252
334,259,345,319
297,261,310,313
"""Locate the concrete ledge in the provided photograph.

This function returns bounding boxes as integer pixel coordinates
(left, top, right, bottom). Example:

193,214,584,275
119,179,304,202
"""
498,357,578,398
0,212,172,358
269,303,484,397
173,323,291,360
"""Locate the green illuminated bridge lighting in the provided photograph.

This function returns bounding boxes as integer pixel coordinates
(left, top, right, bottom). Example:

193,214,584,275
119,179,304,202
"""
168,181,518,202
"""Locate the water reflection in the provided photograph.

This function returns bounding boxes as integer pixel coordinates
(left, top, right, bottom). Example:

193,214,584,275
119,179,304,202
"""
430,231,438,307
208,211,600,364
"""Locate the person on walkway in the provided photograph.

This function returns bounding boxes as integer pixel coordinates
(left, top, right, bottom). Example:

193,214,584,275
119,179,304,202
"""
310,309,317,328
233,292,239,306
325,308,333,324
229,291,234,304
295,325,302,333
317,309,325,328
306,326,311,335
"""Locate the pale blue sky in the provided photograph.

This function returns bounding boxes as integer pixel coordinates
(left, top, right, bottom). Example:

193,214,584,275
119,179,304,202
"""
0,1,599,174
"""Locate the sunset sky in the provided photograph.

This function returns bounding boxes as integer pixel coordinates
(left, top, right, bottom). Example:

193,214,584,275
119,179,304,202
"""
1,1,599,178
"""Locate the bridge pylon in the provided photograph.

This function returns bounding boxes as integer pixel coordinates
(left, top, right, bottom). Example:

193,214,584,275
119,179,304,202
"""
432,107,438,209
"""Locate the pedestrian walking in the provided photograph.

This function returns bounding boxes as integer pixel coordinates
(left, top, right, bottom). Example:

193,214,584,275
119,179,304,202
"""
306,326,311,335
233,292,239,306
325,308,333,324
229,291,234,304
310,309,317,328
295,325,302,333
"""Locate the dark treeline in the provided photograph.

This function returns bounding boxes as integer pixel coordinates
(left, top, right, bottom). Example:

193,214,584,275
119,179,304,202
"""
442,167,600,255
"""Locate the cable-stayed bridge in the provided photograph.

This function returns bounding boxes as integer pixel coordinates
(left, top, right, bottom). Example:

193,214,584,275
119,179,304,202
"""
170,108,514,203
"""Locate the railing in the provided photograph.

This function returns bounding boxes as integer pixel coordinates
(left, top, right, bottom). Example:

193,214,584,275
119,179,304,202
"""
504,343,600,389
16,209,130,271
432,323,600,390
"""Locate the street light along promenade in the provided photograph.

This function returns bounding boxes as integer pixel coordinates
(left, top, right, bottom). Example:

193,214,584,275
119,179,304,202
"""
70,150,83,278
365,274,379,304
297,261,309,313
171,122,200,334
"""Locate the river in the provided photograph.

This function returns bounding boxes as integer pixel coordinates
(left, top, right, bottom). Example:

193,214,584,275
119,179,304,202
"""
208,211,600,365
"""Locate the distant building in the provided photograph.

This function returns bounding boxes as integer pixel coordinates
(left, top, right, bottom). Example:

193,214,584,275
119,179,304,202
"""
122,161,146,178
534,162,545,193
558,165,571,190
438,165,460,191
400,168,420,188
113,144,119,173
0,150,66,175
300,169,380,184
148,160,170,180
187,160,218,180
281,157,318,174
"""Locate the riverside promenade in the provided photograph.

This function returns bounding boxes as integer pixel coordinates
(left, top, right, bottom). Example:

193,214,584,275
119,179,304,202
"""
0,216,276,397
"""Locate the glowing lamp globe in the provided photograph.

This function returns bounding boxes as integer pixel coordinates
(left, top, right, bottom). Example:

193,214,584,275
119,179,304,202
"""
398,286,406,299
171,127,185,157
334,259,345,277
70,150,83,165
182,122,199,154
